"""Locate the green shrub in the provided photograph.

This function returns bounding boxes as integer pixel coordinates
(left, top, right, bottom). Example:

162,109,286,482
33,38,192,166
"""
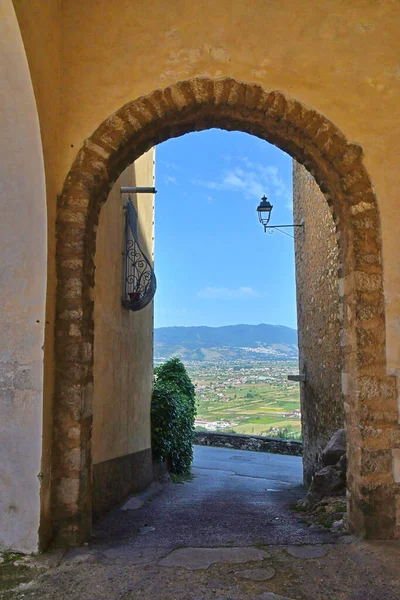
151,358,196,474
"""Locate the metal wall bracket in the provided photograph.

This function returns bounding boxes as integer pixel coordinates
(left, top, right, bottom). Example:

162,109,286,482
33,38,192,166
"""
121,186,157,194
287,374,306,383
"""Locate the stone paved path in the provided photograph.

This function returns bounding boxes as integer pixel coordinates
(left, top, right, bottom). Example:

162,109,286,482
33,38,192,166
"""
2,447,400,599
93,446,334,549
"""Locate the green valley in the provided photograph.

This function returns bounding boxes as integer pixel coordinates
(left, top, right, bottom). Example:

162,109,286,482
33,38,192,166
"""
158,359,301,440
154,325,301,440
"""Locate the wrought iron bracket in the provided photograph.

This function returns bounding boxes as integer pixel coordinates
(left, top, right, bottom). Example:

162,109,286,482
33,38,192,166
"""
263,220,305,239
121,196,156,311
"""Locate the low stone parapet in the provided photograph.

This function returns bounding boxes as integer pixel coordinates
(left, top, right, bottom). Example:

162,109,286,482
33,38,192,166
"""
193,431,302,456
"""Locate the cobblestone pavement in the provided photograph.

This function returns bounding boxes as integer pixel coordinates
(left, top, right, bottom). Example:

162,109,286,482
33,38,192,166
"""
2,447,400,600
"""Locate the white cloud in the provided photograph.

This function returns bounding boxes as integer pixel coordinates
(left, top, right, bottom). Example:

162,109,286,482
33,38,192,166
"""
160,159,180,172
164,175,177,184
198,286,264,299
192,158,293,210
193,179,220,191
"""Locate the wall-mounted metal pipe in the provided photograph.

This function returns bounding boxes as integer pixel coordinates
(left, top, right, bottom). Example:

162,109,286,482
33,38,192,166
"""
120,186,157,194
287,374,306,383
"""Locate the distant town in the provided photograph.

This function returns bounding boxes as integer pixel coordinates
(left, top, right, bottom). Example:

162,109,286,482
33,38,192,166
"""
155,357,301,440
154,324,301,439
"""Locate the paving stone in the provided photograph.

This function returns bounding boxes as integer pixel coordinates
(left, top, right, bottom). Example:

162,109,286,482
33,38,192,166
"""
25,549,66,569
102,546,168,564
61,548,102,565
235,567,276,581
285,545,327,559
158,546,271,570
13,581,36,592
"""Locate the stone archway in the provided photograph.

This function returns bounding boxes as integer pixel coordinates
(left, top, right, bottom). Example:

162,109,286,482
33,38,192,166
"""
53,77,398,545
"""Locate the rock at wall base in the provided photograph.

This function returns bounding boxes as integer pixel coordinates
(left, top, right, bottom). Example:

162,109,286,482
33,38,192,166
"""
321,429,346,467
308,465,345,501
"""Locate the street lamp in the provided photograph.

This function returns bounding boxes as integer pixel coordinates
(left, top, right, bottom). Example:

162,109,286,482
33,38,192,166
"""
256,194,304,237
256,195,273,227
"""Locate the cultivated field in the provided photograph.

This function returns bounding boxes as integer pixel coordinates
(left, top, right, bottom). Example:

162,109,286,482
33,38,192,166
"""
185,360,301,440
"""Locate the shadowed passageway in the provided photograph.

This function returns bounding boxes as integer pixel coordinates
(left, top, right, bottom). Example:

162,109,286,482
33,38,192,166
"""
93,446,334,548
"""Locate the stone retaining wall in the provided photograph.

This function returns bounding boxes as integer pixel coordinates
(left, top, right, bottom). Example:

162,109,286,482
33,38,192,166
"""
193,432,303,457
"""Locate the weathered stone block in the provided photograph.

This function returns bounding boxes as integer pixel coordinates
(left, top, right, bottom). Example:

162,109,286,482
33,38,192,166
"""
63,342,92,363
354,272,383,293
361,449,392,476
357,376,397,400
322,429,346,466
58,208,87,225
59,258,84,272
360,485,397,539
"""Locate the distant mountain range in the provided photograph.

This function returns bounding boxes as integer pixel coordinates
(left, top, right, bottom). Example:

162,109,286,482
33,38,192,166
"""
154,323,298,362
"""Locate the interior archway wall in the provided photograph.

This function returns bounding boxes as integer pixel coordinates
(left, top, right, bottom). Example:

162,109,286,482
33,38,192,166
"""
293,161,345,486
54,77,398,545
0,0,48,554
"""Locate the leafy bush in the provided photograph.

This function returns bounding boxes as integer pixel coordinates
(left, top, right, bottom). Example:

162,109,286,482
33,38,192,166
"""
151,358,196,474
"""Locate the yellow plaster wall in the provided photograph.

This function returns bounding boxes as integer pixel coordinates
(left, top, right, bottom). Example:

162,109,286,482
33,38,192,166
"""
92,150,155,465
12,0,61,548
13,0,400,387
0,0,47,553
7,0,400,547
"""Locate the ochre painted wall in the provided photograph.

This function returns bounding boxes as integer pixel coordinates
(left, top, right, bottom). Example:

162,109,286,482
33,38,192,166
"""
92,150,155,465
293,162,345,485
13,0,400,387
12,0,61,549
0,0,47,553
6,0,400,548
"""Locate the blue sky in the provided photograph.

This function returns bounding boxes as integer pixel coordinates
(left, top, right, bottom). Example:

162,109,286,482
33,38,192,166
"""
154,130,297,330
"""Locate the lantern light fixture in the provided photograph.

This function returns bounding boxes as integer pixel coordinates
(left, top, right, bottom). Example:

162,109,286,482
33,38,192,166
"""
256,194,304,237
256,195,273,227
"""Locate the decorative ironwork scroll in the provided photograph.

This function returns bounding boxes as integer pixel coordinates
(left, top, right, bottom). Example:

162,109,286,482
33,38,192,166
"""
122,196,156,311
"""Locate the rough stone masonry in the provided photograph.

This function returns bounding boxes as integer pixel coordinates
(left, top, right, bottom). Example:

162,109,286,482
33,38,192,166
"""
293,161,345,485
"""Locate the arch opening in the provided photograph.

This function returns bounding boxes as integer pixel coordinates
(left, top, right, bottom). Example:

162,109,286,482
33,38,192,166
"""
53,77,396,545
